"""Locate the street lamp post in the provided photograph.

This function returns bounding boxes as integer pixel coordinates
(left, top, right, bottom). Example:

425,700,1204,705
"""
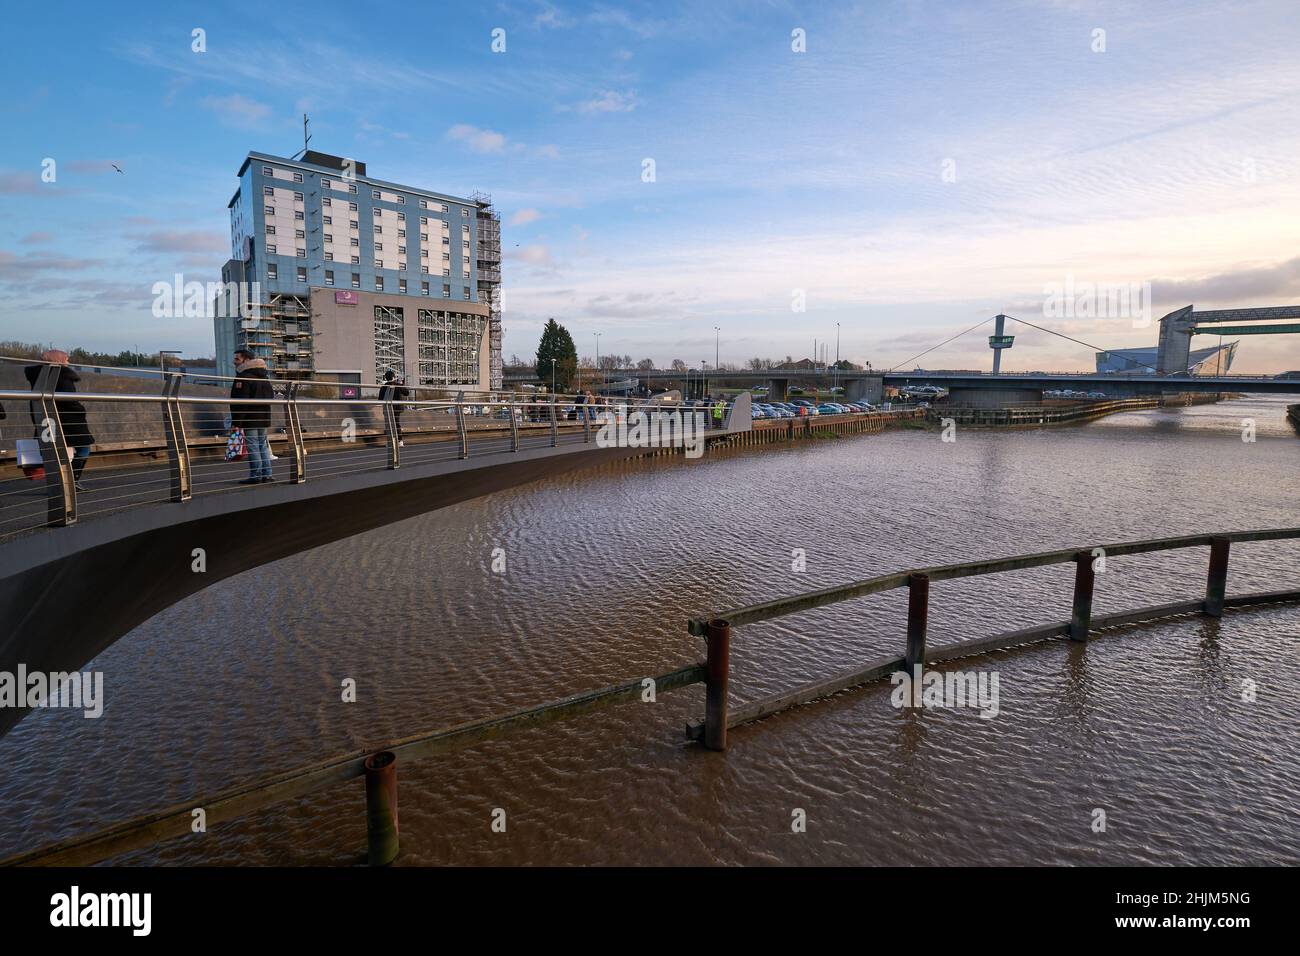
594,332,602,395
550,357,556,394
714,326,720,371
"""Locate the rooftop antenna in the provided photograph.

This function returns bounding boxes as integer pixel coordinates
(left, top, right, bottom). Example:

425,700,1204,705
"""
292,113,312,160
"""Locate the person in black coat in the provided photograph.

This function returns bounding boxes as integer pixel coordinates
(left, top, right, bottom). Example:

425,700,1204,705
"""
230,349,275,483
25,351,94,490
377,369,410,446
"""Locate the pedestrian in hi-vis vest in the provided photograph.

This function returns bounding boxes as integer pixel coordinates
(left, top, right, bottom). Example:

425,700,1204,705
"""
712,398,726,429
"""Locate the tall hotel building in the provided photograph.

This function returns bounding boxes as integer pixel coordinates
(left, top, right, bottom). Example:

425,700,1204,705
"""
213,151,503,390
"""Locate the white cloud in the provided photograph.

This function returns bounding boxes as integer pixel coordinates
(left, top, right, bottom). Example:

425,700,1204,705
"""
510,208,542,226
199,93,272,129
574,90,638,114
447,123,508,153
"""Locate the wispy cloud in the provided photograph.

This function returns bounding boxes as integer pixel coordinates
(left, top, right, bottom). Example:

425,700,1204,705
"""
573,89,638,113
200,93,272,129
448,124,508,153
510,208,543,226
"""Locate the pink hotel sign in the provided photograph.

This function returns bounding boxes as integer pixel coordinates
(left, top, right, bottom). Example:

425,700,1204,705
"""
334,290,360,306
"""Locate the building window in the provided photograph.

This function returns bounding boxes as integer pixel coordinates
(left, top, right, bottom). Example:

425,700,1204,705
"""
323,215,332,225
421,265,429,274
264,205,274,216
374,226,382,235
267,264,278,279
374,259,383,269
266,244,277,254
262,166,273,176
375,243,383,251
398,245,406,256
292,172,303,183
296,266,307,282
350,238,360,247
294,211,304,221
349,201,358,211
325,270,335,286
324,252,334,261
297,248,306,258
351,255,359,264
397,229,405,238
323,197,331,207
419,200,428,210
375,277,384,291
294,191,304,202
463,287,471,298
324,233,333,243
352,273,361,288
442,284,451,297
399,279,407,293
442,268,449,276
398,262,406,271
440,204,448,213
348,184,357,194
263,185,274,196
321,178,331,189
295,229,305,239
350,219,359,229
442,253,450,261
420,233,429,242
372,189,381,199
420,217,428,225
397,212,405,221
442,237,449,245
396,196,405,204
421,249,428,258
266,225,276,235
421,281,430,295
461,208,469,217
373,208,382,218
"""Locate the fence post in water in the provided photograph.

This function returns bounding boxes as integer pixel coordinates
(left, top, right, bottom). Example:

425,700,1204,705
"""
364,751,399,866
704,618,731,751
906,573,929,673
1069,551,1095,641
1204,536,1230,617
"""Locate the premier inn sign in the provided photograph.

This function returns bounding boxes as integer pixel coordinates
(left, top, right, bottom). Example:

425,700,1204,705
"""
335,290,360,306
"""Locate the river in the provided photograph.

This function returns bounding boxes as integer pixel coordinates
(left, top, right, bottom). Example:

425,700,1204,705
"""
1,395,1297,865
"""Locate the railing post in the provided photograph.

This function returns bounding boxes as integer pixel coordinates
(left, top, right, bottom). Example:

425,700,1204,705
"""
1204,536,1230,617
549,396,558,447
285,382,306,484
582,400,591,443
456,391,468,459
509,399,519,451
35,364,76,527
160,372,192,501
384,395,400,469
906,572,929,673
1069,551,1095,641
703,618,731,751
363,751,399,866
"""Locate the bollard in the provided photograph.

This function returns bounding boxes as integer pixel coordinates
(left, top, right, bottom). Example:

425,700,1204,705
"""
1204,536,1230,617
703,618,731,752
1069,551,1094,641
364,751,399,866
906,573,929,672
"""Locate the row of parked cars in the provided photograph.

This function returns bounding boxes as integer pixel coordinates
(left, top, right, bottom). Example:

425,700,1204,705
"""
1044,389,1109,400
751,399,879,420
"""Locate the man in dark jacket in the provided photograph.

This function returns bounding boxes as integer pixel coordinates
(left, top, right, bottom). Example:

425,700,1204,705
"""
377,369,410,446
25,350,94,491
230,349,274,483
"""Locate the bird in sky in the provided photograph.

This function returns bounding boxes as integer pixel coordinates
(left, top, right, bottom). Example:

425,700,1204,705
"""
111,163,123,174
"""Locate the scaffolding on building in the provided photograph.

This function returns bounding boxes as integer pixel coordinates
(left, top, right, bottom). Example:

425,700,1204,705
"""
471,191,504,391
238,292,315,379
373,304,406,381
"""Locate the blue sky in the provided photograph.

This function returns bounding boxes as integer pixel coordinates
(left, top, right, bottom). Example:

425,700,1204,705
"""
2,0,1299,371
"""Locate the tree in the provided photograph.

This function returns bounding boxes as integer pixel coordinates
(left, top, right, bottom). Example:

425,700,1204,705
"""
636,358,655,370
670,358,687,372
536,318,578,391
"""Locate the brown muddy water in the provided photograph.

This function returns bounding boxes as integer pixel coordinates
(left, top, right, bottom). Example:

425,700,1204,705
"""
1,395,1297,865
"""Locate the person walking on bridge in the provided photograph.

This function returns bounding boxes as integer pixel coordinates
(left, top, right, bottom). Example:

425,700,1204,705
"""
712,396,726,430
378,370,410,446
24,349,94,491
230,349,274,484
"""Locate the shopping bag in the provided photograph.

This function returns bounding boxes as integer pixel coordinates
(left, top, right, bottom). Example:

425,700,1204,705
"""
225,428,248,461
15,439,45,480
